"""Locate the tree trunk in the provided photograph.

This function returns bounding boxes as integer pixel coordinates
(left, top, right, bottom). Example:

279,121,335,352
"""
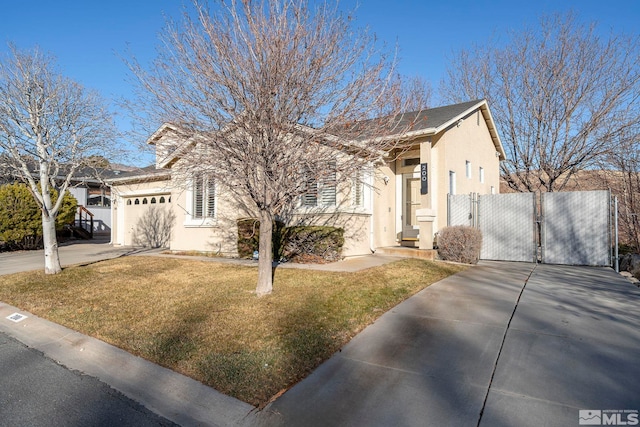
255,209,274,296
42,213,62,274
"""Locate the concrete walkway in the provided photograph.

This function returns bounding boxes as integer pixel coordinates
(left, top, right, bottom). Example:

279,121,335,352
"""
1,241,639,426
0,238,402,276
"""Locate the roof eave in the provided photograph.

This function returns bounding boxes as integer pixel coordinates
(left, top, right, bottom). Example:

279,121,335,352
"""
477,101,507,161
106,171,172,186
146,123,179,146
430,99,506,161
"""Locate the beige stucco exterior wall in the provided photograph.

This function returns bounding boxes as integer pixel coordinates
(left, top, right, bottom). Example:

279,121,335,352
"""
432,110,501,232
111,175,243,256
369,108,502,249
168,184,241,256
113,168,373,258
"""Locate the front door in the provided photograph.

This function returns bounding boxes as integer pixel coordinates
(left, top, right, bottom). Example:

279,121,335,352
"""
403,173,420,239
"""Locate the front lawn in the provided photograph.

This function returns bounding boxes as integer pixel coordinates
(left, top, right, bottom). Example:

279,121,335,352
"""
0,256,465,406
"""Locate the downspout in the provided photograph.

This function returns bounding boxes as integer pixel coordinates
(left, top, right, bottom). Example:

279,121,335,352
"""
369,199,376,253
369,169,376,254
109,191,116,246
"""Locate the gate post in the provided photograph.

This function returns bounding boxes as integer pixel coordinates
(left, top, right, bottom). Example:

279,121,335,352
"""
614,196,619,272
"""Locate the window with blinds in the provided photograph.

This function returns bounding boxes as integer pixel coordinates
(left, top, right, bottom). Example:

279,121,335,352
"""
193,175,216,218
302,161,336,207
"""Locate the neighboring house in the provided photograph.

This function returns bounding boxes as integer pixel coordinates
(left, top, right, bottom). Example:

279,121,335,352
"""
66,166,132,237
108,99,505,256
0,159,130,238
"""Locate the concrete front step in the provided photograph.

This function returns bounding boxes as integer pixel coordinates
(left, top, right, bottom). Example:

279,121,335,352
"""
376,246,437,260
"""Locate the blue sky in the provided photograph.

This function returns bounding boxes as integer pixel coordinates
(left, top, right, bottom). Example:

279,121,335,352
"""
1,0,639,160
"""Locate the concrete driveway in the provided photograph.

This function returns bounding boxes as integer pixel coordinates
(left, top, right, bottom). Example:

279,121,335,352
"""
255,261,640,427
0,238,145,275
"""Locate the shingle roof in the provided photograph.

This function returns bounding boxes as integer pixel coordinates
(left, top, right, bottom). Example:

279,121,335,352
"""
387,99,485,135
105,165,171,185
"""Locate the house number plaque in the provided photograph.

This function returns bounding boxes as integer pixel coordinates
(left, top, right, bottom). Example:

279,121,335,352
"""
420,163,428,194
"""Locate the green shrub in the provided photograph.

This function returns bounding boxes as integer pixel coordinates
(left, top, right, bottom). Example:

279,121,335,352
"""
437,225,482,264
0,183,77,249
237,218,286,259
237,219,344,263
282,226,344,263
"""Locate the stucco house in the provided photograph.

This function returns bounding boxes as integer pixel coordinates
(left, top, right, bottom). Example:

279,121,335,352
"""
108,99,505,256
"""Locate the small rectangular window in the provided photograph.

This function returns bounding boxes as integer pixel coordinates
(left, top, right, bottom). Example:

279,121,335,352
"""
449,171,456,195
479,167,485,183
466,161,472,179
403,158,420,167
302,172,318,207
319,161,337,206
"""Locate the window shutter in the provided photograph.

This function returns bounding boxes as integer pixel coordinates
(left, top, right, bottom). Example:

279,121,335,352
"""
194,176,204,218
352,169,364,207
206,179,216,217
193,175,216,219
302,170,318,207
319,162,336,206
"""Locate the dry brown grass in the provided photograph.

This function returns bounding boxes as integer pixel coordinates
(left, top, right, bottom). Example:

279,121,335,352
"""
0,256,465,406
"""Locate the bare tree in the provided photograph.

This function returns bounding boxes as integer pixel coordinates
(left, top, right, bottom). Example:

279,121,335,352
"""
442,13,640,192
0,45,116,273
598,126,640,250
128,0,429,296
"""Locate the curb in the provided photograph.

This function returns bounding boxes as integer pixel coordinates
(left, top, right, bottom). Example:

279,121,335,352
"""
0,302,255,427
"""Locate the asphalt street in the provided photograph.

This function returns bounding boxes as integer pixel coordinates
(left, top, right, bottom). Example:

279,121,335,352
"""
0,331,176,427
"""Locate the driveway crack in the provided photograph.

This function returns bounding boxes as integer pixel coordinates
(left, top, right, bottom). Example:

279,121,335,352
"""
476,262,538,427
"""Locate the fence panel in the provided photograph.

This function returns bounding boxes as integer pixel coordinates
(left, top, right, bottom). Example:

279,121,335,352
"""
448,194,474,227
542,190,611,266
478,193,537,262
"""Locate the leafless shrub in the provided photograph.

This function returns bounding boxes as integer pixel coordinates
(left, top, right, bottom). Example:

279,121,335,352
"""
437,226,483,264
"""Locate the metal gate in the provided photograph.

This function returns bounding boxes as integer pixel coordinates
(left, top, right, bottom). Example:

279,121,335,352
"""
447,190,615,266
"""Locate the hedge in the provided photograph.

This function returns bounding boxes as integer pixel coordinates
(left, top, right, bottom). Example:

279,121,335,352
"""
237,218,286,260
237,218,344,263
